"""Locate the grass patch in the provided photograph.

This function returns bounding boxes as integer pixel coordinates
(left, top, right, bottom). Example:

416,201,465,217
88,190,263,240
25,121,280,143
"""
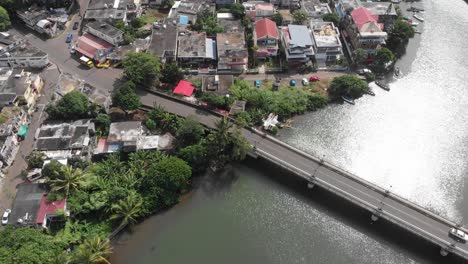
140,9,169,25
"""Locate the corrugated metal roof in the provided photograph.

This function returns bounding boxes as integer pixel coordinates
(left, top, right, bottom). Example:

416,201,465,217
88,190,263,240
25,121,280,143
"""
288,25,313,47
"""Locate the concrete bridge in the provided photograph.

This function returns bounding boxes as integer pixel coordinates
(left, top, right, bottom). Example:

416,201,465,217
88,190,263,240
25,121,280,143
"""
138,89,468,260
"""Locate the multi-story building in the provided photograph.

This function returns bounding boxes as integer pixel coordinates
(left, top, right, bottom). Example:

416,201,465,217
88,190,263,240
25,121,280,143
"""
85,22,124,46
217,32,248,72
254,18,279,58
84,0,128,22
0,68,44,109
281,25,314,63
361,2,398,31
345,7,387,54
310,21,343,67
149,21,178,63
0,33,49,69
177,31,217,66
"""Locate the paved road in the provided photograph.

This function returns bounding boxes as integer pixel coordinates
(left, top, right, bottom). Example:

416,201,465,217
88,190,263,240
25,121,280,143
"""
138,89,468,260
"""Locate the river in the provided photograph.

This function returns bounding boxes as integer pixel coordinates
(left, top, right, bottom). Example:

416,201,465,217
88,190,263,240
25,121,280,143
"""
111,0,468,263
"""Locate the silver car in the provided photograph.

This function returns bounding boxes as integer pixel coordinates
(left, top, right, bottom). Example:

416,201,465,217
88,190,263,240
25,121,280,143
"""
449,228,468,243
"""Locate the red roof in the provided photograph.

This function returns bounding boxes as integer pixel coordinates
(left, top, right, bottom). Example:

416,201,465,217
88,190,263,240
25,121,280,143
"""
36,195,66,224
76,33,113,59
255,18,278,39
173,80,195,97
351,7,379,30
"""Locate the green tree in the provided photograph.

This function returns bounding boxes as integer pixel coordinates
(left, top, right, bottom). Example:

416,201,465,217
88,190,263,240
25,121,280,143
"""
46,90,91,120
374,47,395,72
122,52,161,85
161,0,175,8
160,63,184,85
193,9,223,35
178,144,208,173
27,151,45,169
95,114,111,136
73,236,112,264
387,19,415,57
0,6,10,31
145,118,156,131
112,81,141,111
42,159,64,180
354,48,368,65
51,251,71,264
47,166,85,197
293,10,308,25
176,116,205,147
328,75,368,100
109,192,143,228
322,12,340,26
230,3,245,18
131,17,144,28
270,13,284,26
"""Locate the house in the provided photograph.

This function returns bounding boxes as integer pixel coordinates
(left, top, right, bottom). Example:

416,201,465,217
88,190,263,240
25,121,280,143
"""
302,0,331,20
84,0,128,21
0,68,44,109
75,33,114,63
36,194,68,229
201,75,233,95
85,22,124,46
34,119,95,160
216,0,236,8
310,21,343,67
217,32,248,72
169,1,215,27
361,2,397,31
243,2,275,21
0,33,49,68
217,13,244,33
16,7,60,37
0,106,28,167
254,18,279,58
281,25,315,63
177,32,217,66
9,183,47,226
346,7,387,54
149,21,178,63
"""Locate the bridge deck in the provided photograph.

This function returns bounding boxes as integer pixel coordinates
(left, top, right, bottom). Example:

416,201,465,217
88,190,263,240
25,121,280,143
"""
138,89,468,259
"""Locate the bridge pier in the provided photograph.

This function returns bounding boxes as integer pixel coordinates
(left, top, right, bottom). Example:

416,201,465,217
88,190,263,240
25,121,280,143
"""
440,247,449,257
371,214,379,222
307,182,315,189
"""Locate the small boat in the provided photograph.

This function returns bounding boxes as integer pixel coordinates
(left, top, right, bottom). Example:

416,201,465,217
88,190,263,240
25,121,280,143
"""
341,95,355,105
411,22,419,27
375,81,390,91
394,67,401,77
413,14,424,22
364,89,375,96
415,30,422,34
403,16,411,21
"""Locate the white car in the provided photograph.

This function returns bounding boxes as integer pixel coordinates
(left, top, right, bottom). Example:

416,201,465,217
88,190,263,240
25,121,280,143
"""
449,228,468,243
2,209,11,225
357,68,372,75
302,78,309,86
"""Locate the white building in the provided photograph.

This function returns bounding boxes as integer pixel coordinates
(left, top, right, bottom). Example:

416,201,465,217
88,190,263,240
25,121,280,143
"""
86,22,124,46
0,33,49,68
310,21,343,67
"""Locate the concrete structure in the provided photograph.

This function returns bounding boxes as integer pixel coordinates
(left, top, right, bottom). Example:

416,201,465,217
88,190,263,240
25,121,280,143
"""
84,0,128,21
0,34,49,69
281,25,314,63
0,68,44,109
149,21,178,63
0,106,27,167
302,0,331,20
216,0,236,8
310,21,343,67
86,22,124,46
75,33,114,63
139,90,468,262
16,7,60,37
217,13,244,33
277,10,293,25
217,32,248,72
34,119,95,160
201,75,233,95
107,121,142,152
36,195,68,229
254,18,279,58
244,1,275,21
345,7,387,54
361,2,398,31
177,32,216,65
9,183,47,226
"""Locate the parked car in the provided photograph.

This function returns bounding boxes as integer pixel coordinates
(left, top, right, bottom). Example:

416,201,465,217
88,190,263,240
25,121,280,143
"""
309,75,320,82
302,78,309,86
254,80,260,88
357,68,372,75
449,228,468,243
66,33,73,43
73,22,79,30
289,79,296,86
2,209,11,225
96,60,111,69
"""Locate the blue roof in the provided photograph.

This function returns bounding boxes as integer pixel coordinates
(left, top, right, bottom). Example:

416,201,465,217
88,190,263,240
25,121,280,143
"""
179,15,189,25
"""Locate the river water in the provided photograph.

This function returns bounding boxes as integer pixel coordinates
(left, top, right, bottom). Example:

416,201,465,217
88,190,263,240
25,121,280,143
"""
112,1,468,263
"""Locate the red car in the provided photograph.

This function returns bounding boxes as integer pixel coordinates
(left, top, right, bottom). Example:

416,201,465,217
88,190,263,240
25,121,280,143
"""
309,75,320,82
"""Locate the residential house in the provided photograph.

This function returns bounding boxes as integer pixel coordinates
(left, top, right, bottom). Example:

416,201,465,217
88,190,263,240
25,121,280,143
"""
310,21,343,67
85,22,124,46
16,7,59,37
84,0,128,21
75,33,114,63
9,183,47,226
303,0,331,20
216,0,236,8
149,21,178,63
217,32,249,72
201,75,233,95
281,25,315,63
0,33,49,68
177,32,217,66
254,18,279,58
34,119,95,160
345,7,387,54
36,194,68,229
361,2,397,31
0,106,28,167
0,68,44,109
217,13,244,33
243,2,275,21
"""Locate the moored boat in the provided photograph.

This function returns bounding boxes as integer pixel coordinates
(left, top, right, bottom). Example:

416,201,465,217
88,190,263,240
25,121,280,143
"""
375,81,390,91
342,95,355,105
413,14,424,22
364,89,375,96
394,67,401,77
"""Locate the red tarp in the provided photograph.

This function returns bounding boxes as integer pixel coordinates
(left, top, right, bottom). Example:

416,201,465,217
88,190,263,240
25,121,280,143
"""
173,80,195,97
36,195,66,224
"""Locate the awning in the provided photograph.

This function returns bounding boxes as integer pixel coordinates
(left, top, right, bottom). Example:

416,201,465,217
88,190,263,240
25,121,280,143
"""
17,125,28,137
173,80,195,97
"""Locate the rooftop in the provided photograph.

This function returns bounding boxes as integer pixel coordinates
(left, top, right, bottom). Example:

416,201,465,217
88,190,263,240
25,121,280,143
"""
0,38,47,59
87,0,128,10
286,25,313,47
361,2,397,16
76,33,113,59
217,32,248,59
84,9,126,20
149,21,178,59
86,22,124,38
303,0,331,17
177,32,208,58
35,195,66,225
9,183,47,226
35,119,94,151
217,13,244,33
255,18,278,39
351,7,379,30
310,22,341,47
0,106,22,136
202,75,233,95
0,68,31,106
107,121,141,143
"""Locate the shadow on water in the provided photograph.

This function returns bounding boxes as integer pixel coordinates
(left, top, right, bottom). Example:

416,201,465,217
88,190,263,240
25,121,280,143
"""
198,165,240,197
243,157,468,264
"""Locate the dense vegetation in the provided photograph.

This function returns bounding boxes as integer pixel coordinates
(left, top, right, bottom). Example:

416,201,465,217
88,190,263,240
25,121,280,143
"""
0,6,10,31
192,9,223,36
46,90,101,120
328,75,368,100
387,19,415,58
122,52,161,85
112,80,141,111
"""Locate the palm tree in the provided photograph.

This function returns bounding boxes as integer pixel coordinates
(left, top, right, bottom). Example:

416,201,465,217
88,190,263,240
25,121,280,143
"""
213,116,233,147
51,251,70,264
48,166,85,197
73,237,112,264
109,192,143,228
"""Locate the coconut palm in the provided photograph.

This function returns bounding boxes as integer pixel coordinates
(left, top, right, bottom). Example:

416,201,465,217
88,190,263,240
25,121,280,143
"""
73,236,112,264
47,166,85,197
51,251,71,264
109,192,143,228
213,116,233,146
